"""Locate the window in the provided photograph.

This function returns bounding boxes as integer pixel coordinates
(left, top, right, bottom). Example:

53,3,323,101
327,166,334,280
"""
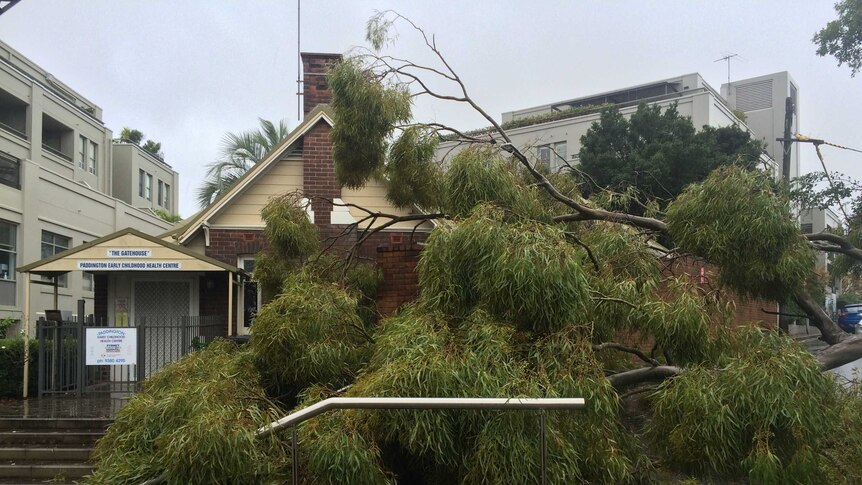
82,272,94,292
238,256,260,332
78,137,98,175
41,231,70,287
0,221,16,281
164,183,170,211
537,141,567,171
801,223,813,234
88,140,97,175
0,152,20,189
145,174,152,201
78,135,87,170
0,221,15,306
139,169,145,197
158,180,164,207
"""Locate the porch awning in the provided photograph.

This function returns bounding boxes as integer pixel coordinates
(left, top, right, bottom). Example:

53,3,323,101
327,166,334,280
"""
18,227,244,276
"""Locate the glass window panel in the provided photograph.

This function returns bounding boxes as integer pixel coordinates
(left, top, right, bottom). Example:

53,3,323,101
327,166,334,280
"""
83,272,94,291
0,153,20,189
78,135,87,170
88,141,97,175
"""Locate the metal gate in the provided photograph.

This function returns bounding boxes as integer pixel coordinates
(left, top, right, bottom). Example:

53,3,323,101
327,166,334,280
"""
37,314,224,397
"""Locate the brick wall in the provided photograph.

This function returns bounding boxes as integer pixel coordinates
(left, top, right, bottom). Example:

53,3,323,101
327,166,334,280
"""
303,121,340,226
376,243,424,317
301,52,342,116
205,229,268,266
665,255,778,327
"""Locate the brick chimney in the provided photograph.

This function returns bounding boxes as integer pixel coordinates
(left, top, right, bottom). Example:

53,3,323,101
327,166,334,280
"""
301,52,342,116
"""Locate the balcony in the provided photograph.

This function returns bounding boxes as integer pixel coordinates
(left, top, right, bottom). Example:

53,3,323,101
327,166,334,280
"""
41,113,73,163
0,88,27,140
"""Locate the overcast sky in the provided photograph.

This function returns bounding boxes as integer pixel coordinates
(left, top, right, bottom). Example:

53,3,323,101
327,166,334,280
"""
1,1,859,217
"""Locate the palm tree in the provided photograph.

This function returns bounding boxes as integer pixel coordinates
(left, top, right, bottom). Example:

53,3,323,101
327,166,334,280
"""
196,118,291,208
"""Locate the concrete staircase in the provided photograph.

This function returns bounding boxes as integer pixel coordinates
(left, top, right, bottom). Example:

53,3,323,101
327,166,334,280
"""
0,417,110,484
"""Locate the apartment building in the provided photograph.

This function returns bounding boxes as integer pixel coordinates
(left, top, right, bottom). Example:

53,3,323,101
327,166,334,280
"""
112,142,179,215
0,40,174,330
439,72,805,183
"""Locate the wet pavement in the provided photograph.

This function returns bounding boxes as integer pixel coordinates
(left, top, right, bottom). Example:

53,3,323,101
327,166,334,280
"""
0,394,130,419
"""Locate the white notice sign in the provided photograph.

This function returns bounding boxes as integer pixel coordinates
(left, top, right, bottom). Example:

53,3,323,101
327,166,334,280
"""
86,328,137,365
77,261,182,270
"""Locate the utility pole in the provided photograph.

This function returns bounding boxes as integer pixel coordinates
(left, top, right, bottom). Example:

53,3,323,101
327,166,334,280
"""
781,96,795,182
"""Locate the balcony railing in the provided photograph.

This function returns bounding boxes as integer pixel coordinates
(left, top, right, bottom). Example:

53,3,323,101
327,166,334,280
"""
0,120,26,140
42,143,72,162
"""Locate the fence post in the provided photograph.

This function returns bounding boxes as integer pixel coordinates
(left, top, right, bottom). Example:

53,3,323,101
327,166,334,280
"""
37,320,44,398
137,317,146,383
77,300,85,397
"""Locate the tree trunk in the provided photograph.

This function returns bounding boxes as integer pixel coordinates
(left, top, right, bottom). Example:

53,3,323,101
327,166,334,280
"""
793,289,847,345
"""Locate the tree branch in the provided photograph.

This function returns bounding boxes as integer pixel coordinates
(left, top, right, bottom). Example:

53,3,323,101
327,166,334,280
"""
806,232,862,261
607,365,681,389
592,342,660,367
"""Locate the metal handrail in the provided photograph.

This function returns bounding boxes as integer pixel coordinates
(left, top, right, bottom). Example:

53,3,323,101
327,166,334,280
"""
140,397,585,485
258,396,585,436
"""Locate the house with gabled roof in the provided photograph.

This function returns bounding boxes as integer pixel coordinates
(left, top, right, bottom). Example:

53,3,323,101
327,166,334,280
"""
161,52,434,335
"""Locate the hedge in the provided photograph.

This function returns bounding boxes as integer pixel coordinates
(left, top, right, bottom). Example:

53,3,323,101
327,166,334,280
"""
0,338,37,397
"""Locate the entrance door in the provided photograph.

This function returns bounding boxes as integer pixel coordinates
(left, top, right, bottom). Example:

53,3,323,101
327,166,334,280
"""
133,280,192,377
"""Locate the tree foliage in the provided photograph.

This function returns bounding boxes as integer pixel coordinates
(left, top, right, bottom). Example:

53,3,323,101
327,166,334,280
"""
666,166,815,301
329,57,411,189
814,0,862,76
578,103,764,209
85,341,287,484
90,12,862,485
196,118,291,208
119,127,144,145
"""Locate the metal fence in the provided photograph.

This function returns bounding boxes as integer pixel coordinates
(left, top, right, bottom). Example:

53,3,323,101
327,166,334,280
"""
37,315,225,397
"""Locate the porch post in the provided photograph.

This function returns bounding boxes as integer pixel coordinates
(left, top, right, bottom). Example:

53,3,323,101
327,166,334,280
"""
227,272,233,337
22,272,30,399
52,276,58,310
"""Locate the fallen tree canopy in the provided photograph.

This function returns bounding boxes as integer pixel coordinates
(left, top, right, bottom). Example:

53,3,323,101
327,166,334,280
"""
88,12,862,485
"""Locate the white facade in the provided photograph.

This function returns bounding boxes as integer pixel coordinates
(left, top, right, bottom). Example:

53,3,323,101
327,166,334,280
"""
112,143,179,216
801,207,841,283
438,72,792,178
722,72,800,181
0,40,175,329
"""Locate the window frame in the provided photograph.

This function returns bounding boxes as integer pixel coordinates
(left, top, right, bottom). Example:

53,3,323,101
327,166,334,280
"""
78,135,87,171
0,220,17,282
145,173,152,201
237,255,261,334
88,140,97,175
164,183,170,211
139,169,145,197
157,180,164,207
41,230,70,287
0,152,20,189
537,141,567,171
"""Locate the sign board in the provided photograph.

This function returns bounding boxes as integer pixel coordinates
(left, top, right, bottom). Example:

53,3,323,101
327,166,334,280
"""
86,328,137,365
77,261,182,270
106,249,152,258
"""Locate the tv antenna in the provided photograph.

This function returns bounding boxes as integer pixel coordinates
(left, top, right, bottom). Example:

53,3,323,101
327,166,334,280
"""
296,0,302,121
714,53,742,85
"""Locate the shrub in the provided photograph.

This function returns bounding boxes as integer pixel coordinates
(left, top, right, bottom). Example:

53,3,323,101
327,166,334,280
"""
86,340,287,485
0,338,37,397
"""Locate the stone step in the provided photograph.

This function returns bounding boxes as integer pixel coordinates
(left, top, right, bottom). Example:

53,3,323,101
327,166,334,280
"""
0,431,103,446
0,418,112,431
0,448,92,461
0,463,92,479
